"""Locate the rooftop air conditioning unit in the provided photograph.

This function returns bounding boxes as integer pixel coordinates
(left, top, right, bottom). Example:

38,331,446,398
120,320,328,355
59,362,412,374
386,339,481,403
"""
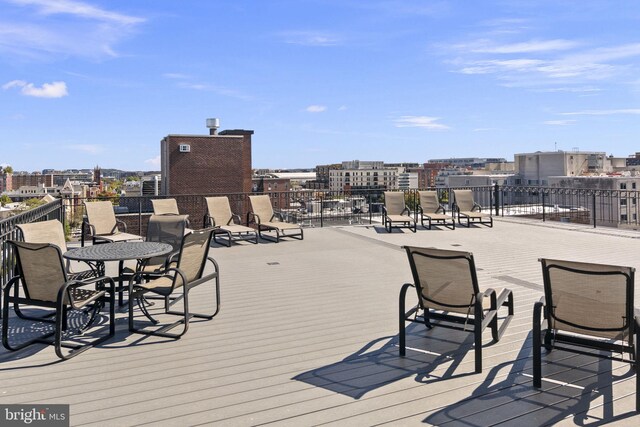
179,144,191,153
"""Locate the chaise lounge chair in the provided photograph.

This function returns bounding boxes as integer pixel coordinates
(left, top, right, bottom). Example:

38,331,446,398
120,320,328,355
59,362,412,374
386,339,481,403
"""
452,190,493,228
247,195,303,243
83,201,143,246
417,190,455,230
400,246,514,373
204,196,258,246
382,191,416,233
534,258,639,411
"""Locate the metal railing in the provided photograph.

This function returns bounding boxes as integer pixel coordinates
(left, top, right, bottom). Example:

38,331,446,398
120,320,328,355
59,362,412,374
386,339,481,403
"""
2,184,638,289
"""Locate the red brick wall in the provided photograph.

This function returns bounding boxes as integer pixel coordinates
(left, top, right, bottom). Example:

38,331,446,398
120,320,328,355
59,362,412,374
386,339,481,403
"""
161,129,253,196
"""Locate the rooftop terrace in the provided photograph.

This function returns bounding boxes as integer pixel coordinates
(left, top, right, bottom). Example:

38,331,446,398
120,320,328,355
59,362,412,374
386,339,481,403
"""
1,218,640,426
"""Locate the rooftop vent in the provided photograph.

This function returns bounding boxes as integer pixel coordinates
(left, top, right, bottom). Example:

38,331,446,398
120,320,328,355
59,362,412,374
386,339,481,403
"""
206,118,220,135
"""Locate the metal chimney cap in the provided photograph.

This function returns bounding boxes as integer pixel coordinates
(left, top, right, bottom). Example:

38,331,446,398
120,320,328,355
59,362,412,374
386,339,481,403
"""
206,118,220,129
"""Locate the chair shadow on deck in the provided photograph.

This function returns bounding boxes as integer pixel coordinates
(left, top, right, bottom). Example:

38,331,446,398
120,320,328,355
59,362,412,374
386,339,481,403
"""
293,323,480,400
424,331,638,426
0,308,113,369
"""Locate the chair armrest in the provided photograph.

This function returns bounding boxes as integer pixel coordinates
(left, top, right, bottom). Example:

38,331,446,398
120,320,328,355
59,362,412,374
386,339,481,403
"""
272,212,283,222
247,212,260,225
204,214,214,228
115,219,128,232
417,205,424,215
437,204,447,214
83,219,97,237
382,206,388,216
61,275,115,308
231,213,242,225
401,207,410,216
472,203,482,212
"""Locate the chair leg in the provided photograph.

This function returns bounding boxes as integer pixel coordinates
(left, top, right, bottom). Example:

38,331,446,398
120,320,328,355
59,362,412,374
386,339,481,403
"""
474,299,483,373
399,283,414,357
533,301,544,388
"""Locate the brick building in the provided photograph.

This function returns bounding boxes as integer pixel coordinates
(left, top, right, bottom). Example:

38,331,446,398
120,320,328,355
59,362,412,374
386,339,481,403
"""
160,124,253,196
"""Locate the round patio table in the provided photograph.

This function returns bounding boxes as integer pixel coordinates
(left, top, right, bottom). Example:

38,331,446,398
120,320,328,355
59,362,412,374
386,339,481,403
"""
64,242,173,305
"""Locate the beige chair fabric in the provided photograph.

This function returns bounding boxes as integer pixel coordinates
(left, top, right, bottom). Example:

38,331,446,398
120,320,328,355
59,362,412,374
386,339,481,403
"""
248,195,303,242
452,190,492,227
383,192,415,233
84,201,142,244
18,219,95,279
542,258,632,339
204,197,257,246
417,191,455,230
151,198,180,215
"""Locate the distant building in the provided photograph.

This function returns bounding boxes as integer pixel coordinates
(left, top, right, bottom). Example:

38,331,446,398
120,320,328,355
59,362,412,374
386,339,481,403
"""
329,162,398,191
513,151,609,186
429,157,507,168
160,119,253,195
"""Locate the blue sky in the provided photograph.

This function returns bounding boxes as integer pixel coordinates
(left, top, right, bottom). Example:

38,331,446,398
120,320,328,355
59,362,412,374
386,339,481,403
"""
2,0,640,171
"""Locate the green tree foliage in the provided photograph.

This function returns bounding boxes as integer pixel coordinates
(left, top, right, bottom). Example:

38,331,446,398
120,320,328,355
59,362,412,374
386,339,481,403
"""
2,165,13,174
24,198,46,208
0,194,11,206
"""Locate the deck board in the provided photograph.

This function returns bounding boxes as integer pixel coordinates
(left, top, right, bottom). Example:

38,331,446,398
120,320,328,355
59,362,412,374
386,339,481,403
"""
1,219,639,426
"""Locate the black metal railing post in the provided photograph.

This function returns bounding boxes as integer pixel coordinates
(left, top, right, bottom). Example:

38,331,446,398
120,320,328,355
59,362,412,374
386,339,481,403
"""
493,183,499,216
592,193,597,228
542,190,546,222
320,200,324,228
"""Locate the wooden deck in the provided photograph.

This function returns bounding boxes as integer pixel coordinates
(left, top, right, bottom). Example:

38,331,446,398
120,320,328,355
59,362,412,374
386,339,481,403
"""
1,218,639,426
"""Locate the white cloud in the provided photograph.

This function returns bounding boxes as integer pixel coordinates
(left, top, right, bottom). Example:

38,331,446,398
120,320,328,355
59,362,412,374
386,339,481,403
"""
163,73,190,80
462,39,579,54
7,0,144,25
279,31,341,46
3,80,68,98
544,120,576,126
338,105,348,111
0,0,145,61
176,81,253,101
306,105,327,113
394,116,450,130
145,155,160,167
561,109,640,116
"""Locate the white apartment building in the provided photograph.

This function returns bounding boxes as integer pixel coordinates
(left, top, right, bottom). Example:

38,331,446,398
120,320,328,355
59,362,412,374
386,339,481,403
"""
397,171,419,190
329,168,398,191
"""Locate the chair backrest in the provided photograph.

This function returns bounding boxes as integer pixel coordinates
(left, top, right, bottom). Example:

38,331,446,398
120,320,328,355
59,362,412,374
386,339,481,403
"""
175,228,215,284
249,195,274,222
404,246,480,314
151,198,180,215
384,192,406,215
147,215,188,252
540,258,635,340
205,196,233,227
418,191,440,214
8,241,67,303
18,219,68,253
84,201,117,235
453,190,475,212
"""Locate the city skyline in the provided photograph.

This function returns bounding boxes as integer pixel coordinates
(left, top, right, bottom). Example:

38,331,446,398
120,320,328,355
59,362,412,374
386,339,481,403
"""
2,0,640,171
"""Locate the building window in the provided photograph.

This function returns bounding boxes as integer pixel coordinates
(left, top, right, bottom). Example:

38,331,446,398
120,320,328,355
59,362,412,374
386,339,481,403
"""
620,183,627,189
633,182,637,189
621,198,627,206
621,213,628,221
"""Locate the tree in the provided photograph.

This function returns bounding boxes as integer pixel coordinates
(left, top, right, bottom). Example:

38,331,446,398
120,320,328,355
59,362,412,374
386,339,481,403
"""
24,198,46,209
3,165,13,174
0,194,11,206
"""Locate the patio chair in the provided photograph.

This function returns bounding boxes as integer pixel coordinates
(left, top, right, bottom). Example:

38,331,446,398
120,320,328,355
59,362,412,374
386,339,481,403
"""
128,228,220,339
247,195,303,243
400,246,514,373
151,198,180,215
2,241,115,360
534,258,639,411
204,196,258,246
18,219,97,280
452,190,493,228
83,201,142,246
382,192,416,233
417,191,455,230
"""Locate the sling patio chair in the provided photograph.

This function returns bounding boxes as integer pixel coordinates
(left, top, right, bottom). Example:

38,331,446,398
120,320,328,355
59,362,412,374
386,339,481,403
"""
382,191,416,233
151,198,193,231
534,258,639,411
452,189,493,228
18,219,97,280
3,241,115,360
247,195,303,243
417,190,455,230
83,201,143,246
128,228,220,339
204,196,258,246
400,246,514,373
